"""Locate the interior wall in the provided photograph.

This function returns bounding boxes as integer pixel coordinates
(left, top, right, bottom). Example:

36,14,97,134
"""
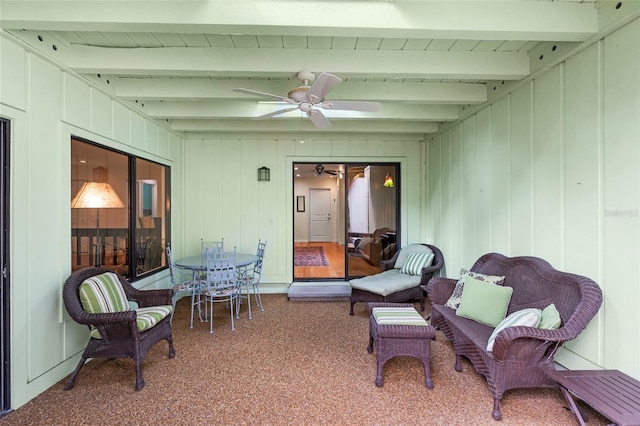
0,33,183,409
293,177,340,243
425,18,640,377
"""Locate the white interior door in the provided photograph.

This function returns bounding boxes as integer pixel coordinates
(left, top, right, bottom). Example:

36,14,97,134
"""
309,188,331,242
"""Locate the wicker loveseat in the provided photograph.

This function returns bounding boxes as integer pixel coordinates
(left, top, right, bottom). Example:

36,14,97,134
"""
426,253,602,421
349,243,444,315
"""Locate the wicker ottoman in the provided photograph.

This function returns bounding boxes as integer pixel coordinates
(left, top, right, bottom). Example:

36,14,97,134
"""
367,302,435,388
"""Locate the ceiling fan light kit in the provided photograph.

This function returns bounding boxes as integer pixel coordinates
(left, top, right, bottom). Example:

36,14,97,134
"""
233,70,380,129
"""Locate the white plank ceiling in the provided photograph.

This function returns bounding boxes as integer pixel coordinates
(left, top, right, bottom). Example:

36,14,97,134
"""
1,0,631,138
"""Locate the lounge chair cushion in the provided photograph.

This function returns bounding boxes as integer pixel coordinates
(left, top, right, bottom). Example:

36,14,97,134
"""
350,269,421,296
79,272,129,313
400,251,435,275
456,276,513,327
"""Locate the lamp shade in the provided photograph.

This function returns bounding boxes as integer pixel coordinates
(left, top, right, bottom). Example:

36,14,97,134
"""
71,182,125,208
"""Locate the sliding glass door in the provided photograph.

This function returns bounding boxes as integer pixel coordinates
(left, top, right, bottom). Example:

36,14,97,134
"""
292,161,399,281
345,163,399,278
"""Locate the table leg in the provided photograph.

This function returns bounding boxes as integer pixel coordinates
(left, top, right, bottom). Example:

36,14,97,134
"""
559,385,588,426
193,270,205,322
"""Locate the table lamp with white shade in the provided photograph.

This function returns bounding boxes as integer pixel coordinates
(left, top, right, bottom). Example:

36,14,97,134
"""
71,182,125,267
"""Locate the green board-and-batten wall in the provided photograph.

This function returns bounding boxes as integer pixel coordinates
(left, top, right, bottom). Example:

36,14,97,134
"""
425,18,640,377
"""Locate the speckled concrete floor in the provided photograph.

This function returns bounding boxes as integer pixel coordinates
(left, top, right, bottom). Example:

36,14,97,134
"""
1,295,608,425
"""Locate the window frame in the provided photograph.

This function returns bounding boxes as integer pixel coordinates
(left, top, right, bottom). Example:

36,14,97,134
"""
71,136,171,281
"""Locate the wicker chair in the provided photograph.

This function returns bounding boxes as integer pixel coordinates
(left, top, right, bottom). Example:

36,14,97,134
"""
349,243,444,316
427,253,603,421
63,267,176,391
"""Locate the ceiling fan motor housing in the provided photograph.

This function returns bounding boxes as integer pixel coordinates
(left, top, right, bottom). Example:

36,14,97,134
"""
288,86,310,102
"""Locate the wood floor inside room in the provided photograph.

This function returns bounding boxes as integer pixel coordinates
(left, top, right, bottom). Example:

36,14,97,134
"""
294,242,381,279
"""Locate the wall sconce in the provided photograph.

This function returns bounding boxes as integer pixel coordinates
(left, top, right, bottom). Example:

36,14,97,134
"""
257,166,270,182
384,173,394,188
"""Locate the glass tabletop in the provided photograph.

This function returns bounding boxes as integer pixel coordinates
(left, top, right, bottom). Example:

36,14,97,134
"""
175,252,258,270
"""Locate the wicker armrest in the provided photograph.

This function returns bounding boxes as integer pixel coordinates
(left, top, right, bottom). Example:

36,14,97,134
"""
491,326,570,361
73,309,137,326
129,288,174,307
381,259,395,270
425,277,456,305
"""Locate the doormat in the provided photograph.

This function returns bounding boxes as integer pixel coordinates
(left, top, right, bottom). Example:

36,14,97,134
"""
294,246,329,267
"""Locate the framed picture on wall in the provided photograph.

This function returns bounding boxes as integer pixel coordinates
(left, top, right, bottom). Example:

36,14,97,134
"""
296,196,305,212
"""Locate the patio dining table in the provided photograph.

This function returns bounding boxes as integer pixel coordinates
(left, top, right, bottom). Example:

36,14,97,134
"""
174,251,259,326
175,251,259,272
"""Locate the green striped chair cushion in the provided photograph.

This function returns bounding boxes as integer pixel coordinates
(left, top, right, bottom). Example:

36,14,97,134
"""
399,251,434,276
372,307,428,326
79,272,129,314
135,305,173,333
90,305,173,339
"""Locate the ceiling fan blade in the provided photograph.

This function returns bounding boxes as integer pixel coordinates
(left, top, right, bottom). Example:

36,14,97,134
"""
307,109,332,129
324,170,338,176
320,100,381,112
254,107,300,120
307,73,342,103
233,88,296,104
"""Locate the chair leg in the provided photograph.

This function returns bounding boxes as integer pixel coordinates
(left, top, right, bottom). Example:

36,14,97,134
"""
254,284,264,311
492,398,502,421
190,291,196,329
166,336,176,358
134,358,145,391
230,296,236,331
64,355,89,391
209,298,214,334
246,284,252,319
170,292,178,324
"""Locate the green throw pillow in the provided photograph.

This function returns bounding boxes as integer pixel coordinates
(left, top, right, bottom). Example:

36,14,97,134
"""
456,276,513,327
399,251,434,275
79,272,129,314
539,304,562,329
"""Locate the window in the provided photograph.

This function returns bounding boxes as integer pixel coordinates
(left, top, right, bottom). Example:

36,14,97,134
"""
71,138,170,280
134,158,169,276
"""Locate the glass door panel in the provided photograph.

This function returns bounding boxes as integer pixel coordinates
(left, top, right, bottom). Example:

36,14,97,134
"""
346,163,399,278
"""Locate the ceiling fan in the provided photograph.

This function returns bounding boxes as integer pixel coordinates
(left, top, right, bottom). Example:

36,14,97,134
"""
233,70,380,129
296,164,341,177
313,164,339,176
